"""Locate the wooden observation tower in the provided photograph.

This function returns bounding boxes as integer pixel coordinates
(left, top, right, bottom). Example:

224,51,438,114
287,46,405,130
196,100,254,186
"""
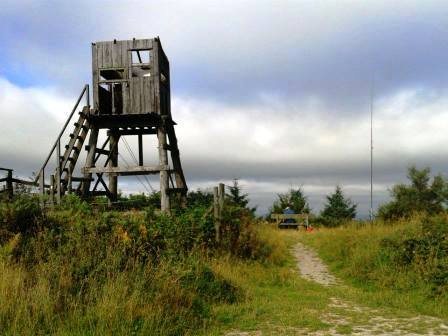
36,38,187,212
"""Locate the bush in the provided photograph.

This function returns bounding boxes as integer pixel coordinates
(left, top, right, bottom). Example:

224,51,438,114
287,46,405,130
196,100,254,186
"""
378,166,447,220
303,215,448,317
382,215,448,295
0,195,43,237
0,191,277,334
270,187,310,214
59,194,92,213
181,262,240,304
0,204,250,335
186,189,213,208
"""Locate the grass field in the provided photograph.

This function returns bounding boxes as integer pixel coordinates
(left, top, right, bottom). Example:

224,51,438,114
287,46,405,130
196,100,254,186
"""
1,196,447,335
302,217,448,318
202,221,448,335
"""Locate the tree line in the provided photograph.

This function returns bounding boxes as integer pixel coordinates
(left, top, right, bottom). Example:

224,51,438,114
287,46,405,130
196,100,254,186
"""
266,165,448,225
31,165,445,226
215,165,448,226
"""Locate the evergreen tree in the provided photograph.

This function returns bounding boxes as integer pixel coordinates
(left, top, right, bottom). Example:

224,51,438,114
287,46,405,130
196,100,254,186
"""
270,188,310,214
227,179,256,214
187,189,213,208
320,186,356,226
378,166,448,220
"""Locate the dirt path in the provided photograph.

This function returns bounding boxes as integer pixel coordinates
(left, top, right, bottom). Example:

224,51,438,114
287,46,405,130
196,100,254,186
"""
292,242,448,336
293,242,337,286
224,242,448,335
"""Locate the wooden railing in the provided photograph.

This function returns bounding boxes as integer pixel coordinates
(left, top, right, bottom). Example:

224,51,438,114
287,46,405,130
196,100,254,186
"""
0,167,44,199
35,85,89,206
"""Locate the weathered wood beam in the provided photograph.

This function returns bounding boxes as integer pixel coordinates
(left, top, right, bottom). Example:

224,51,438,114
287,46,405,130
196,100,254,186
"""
49,175,55,207
82,165,169,175
39,169,45,207
107,128,157,136
70,177,94,182
82,128,99,195
56,139,61,205
6,170,13,199
95,148,111,156
108,132,118,204
10,178,37,186
158,128,170,213
138,134,143,166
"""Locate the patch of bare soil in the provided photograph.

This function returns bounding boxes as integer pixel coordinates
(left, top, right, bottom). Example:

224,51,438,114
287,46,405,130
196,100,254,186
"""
293,242,338,286
224,243,448,335
292,243,448,335
313,297,448,336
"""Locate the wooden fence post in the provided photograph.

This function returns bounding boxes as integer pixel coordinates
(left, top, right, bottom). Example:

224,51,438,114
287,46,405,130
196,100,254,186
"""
56,139,61,205
67,166,72,194
39,169,45,208
218,183,225,220
49,174,55,208
6,170,13,200
213,186,220,242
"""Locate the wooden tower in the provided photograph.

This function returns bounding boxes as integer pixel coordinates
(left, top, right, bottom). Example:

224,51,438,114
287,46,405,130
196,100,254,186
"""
37,37,187,212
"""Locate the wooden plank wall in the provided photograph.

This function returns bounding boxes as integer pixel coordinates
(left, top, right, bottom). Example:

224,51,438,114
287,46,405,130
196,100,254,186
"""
158,41,171,117
92,39,158,115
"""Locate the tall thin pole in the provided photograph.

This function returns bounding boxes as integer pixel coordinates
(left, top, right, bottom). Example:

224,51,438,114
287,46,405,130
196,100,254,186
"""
370,78,374,222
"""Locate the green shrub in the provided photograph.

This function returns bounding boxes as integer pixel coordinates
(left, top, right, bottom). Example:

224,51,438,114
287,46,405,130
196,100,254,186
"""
303,216,448,316
181,262,240,304
378,166,447,220
270,187,310,214
0,195,43,237
58,194,92,213
0,193,275,334
186,189,213,208
383,215,448,295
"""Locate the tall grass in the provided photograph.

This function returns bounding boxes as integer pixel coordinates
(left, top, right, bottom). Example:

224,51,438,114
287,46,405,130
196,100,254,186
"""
0,195,279,335
302,215,448,317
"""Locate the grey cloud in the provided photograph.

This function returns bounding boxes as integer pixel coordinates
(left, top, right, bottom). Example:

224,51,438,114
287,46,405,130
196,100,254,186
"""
1,1,448,114
2,1,448,217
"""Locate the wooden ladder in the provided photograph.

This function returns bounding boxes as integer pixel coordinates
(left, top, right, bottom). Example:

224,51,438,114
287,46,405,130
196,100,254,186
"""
51,106,90,194
36,84,90,206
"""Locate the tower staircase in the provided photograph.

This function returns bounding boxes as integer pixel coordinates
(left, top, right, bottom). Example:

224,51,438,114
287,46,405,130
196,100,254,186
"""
36,38,188,212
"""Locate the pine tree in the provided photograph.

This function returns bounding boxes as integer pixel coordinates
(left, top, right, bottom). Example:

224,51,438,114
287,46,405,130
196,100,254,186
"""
227,179,256,214
270,188,310,214
320,186,356,226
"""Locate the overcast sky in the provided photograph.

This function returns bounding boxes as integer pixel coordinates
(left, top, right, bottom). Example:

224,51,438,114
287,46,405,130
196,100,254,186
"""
1,0,448,216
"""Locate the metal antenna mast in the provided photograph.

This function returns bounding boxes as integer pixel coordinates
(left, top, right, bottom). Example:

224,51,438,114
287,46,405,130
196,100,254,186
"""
370,78,374,222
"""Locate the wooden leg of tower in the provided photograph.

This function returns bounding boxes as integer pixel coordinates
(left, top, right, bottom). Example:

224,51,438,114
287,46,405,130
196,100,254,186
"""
56,139,61,205
138,134,143,166
108,132,118,205
39,169,45,207
5,170,13,200
49,174,55,208
158,127,170,213
166,124,188,206
82,127,99,197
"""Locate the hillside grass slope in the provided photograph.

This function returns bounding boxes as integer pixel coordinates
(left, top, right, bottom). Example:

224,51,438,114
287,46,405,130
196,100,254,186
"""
2,194,448,335
302,215,448,318
0,195,277,335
